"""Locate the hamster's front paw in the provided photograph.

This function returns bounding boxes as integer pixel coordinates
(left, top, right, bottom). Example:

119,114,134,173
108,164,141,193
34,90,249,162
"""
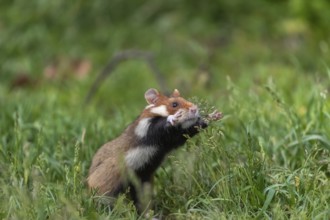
167,110,184,126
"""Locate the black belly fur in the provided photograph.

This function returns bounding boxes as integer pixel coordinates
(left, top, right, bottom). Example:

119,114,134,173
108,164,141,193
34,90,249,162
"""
135,116,207,182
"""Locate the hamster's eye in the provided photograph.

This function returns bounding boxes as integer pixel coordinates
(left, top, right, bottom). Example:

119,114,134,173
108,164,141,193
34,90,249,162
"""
172,102,178,108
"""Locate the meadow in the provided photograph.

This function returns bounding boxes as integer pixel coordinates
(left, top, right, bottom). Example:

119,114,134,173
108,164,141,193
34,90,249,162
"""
1,1,330,219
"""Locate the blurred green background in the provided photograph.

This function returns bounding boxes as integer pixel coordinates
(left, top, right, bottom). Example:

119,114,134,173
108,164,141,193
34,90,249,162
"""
0,0,330,219
1,0,330,89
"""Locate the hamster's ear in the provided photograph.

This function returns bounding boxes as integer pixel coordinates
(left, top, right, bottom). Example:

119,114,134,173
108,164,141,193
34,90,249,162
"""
145,88,159,104
171,89,180,97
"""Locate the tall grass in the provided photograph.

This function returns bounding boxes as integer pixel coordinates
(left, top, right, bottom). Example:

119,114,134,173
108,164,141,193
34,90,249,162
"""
1,66,329,219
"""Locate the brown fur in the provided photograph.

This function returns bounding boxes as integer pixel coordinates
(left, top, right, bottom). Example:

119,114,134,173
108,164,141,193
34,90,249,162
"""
141,95,195,118
88,126,136,195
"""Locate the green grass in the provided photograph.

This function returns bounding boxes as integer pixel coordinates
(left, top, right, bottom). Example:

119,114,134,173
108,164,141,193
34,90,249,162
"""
1,67,329,219
1,1,330,219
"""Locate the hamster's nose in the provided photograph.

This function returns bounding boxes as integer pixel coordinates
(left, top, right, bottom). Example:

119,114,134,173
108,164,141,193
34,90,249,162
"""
190,105,198,115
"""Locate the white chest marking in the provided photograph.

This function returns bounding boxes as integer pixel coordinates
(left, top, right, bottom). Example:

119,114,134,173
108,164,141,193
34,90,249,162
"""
135,118,151,138
125,146,158,170
150,105,169,117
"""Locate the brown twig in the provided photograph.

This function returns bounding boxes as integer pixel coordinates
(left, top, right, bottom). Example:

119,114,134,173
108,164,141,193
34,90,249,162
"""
84,50,168,104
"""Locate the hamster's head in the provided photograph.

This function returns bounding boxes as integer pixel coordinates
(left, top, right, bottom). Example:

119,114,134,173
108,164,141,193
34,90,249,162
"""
142,88,200,125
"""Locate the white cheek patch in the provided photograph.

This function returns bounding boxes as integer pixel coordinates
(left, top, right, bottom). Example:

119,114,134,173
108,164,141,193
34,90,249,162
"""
150,105,169,117
145,104,155,109
125,146,158,170
135,118,151,138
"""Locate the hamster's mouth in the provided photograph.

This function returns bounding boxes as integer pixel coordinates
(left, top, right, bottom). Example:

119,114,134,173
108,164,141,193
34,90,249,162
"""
178,109,199,124
188,112,200,119
182,115,199,123
180,115,199,129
